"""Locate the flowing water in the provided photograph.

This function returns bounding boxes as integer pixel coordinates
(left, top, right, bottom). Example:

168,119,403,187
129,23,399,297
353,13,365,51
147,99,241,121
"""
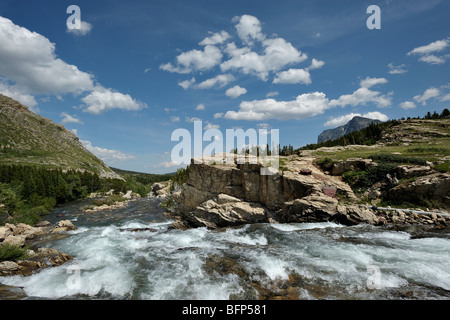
1,198,449,300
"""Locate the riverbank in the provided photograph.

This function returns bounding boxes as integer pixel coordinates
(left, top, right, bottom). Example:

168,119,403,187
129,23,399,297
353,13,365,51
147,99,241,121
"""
0,196,448,300
162,154,450,230
0,220,76,276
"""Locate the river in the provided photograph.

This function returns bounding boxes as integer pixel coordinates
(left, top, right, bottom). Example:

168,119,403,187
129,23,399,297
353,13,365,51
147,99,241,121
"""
1,197,449,300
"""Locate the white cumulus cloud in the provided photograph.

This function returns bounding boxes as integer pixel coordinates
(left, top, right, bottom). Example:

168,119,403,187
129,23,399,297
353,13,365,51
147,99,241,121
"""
221,37,308,81
413,87,440,105
82,86,147,114
160,45,222,74
273,68,311,84
225,85,247,98
234,14,265,45
67,21,93,36
0,16,145,115
199,31,230,46
223,92,329,121
60,112,83,124
196,74,235,89
324,111,389,127
81,140,135,162
407,39,449,65
0,16,94,97
330,78,391,108
399,101,416,110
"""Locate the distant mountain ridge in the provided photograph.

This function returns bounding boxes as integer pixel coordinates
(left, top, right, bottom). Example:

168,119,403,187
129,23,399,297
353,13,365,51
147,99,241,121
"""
0,94,121,179
318,116,382,143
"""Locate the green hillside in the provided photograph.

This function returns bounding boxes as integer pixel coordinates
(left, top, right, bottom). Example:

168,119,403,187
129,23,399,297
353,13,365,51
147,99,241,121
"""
0,94,120,179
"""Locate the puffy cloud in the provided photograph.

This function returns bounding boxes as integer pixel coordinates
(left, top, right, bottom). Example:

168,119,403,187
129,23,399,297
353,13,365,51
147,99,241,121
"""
0,16,144,115
440,93,450,102
67,21,93,36
213,112,224,119
0,17,94,96
162,14,318,86
363,111,390,122
60,112,83,124
266,91,279,98
329,87,392,108
407,39,449,65
234,14,265,45
225,85,247,98
0,79,37,108
160,45,222,74
223,92,329,121
360,77,388,89
330,78,391,108
199,31,230,46
196,74,235,89
418,55,446,65
399,101,416,110
408,39,449,56
273,68,311,84
308,58,325,70
195,103,205,111
81,140,135,162
178,77,196,90
81,86,147,114
324,111,389,127
413,87,440,105
170,116,180,122
221,38,308,81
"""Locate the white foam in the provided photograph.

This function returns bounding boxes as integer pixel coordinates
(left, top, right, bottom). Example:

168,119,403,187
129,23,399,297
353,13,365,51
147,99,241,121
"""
271,222,343,232
216,227,268,246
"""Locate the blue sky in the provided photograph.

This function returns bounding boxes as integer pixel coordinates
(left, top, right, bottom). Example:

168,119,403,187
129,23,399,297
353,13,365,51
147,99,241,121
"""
0,0,449,173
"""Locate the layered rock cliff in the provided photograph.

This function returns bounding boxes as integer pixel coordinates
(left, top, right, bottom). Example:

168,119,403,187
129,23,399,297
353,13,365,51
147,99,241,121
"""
165,154,381,229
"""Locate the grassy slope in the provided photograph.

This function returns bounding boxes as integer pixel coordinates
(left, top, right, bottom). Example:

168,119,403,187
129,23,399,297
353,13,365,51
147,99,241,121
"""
0,94,115,177
304,119,450,165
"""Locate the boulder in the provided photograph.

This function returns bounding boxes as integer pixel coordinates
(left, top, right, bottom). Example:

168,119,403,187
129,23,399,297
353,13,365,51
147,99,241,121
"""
0,226,12,241
185,194,268,228
331,158,376,176
395,165,433,179
2,235,27,247
387,173,450,207
11,223,45,239
0,261,20,272
336,205,378,225
51,220,77,233
277,194,339,223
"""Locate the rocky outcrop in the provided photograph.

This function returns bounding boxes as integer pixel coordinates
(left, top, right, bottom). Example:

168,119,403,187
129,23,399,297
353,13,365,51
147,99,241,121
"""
0,248,72,276
165,152,450,229
166,155,378,229
0,220,75,276
386,172,450,207
330,158,377,176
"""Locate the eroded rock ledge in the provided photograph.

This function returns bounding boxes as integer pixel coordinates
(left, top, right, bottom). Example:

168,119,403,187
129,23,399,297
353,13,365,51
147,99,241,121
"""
166,156,370,229
165,155,449,230
0,220,76,276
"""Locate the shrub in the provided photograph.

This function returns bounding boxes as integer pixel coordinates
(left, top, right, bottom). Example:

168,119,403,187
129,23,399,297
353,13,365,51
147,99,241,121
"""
343,163,396,190
315,157,336,171
435,161,450,172
369,154,427,165
0,243,29,261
